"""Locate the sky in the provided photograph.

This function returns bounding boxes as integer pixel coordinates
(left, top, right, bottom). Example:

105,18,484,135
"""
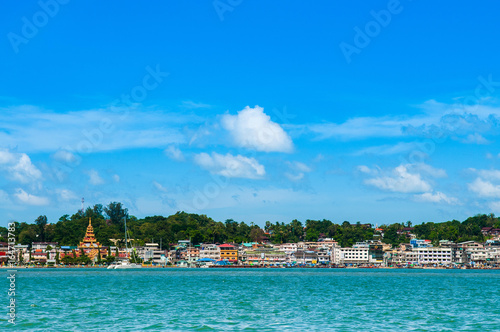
1,1,500,227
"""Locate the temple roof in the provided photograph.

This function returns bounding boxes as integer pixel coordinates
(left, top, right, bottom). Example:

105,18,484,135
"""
78,217,102,249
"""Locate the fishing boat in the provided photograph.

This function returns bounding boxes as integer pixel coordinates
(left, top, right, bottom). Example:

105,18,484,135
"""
107,216,142,270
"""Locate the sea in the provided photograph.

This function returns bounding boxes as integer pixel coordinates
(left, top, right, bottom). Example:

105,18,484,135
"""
2,268,500,331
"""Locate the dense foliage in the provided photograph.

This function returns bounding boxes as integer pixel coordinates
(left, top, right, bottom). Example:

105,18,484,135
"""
1,202,499,248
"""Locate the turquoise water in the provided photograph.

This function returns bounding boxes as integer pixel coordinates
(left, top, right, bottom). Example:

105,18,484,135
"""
2,268,500,331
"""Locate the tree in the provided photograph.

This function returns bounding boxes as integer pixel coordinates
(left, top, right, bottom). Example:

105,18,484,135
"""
35,215,48,242
106,255,116,264
62,256,74,265
78,255,91,265
104,202,129,229
249,228,265,242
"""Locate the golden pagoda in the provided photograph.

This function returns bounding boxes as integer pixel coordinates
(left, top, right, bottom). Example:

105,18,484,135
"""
78,218,102,261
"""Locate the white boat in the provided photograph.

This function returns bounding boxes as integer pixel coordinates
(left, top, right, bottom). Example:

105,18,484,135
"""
107,216,142,270
109,261,142,269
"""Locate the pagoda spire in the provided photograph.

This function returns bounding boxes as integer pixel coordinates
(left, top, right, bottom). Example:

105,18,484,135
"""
78,216,102,261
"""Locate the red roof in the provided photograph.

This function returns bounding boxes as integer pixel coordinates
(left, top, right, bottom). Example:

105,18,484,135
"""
218,244,236,248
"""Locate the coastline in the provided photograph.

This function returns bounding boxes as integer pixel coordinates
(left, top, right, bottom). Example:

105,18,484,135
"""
2,265,499,270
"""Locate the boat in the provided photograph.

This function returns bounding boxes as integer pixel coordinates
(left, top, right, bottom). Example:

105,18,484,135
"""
107,216,142,270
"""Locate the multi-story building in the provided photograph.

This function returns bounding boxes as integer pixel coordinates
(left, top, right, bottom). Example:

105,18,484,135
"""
186,247,200,266
200,244,221,261
138,243,166,264
280,243,298,256
219,244,238,263
316,248,330,265
337,247,369,265
292,250,318,264
241,247,287,265
32,242,58,251
413,247,452,265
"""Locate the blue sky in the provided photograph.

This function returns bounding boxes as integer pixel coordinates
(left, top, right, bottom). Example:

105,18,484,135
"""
2,0,500,226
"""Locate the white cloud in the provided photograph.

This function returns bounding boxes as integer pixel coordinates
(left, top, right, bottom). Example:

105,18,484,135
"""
180,100,211,109
221,106,293,153
468,169,500,199
56,189,78,201
476,169,500,181
0,105,192,153
152,181,168,192
113,174,120,183
194,152,265,179
292,161,311,173
87,169,104,185
414,191,459,204
364,165,432,193
303,99,500,141
354,142,421,156
285,161,312,181
0,149,42,184
285,173,305,181
164,145,185,161
411,163,447,178
52,150,79,164
468,178,500,198
357,165,372,174
461,133,490,144
14,188,49,206
309,116,405,140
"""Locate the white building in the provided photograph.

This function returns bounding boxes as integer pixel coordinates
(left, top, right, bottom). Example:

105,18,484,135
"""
336,247,369,265
279,243,298,255
138,243,165,264
199,244,220,261
413,247,452,265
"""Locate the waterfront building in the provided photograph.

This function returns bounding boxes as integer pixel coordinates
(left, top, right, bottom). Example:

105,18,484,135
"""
137,243,166,264
199,244,221,261
32,242,59,251
219,243,238,263
293,250,318,265
413,247,452,265
241,247,287,265
486,247,500,265
13,244,29,264
32,250,48,264
337,247,369,265
186,246,200,266
316,248,330,265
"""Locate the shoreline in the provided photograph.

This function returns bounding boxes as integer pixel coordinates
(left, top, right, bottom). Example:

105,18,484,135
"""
2,265,499,270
